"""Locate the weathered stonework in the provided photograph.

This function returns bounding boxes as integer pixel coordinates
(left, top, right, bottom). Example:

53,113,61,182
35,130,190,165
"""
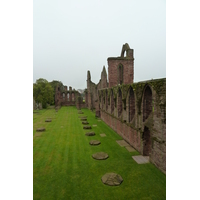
55,85,86,109
108,43,134,87
33,98,43,110
85,43,166,173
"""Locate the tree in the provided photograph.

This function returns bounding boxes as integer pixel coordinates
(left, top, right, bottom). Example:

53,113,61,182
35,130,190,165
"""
33,78,54,108
49,80,63,92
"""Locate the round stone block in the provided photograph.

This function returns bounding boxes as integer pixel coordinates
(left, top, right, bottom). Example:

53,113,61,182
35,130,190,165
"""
85,132,95,136
92,152,109,160
89,140,101,145
36,127,46,132
82,121,89,125
80,118,87,121
83,126,91,129
45,119,52,122
101,173,123,186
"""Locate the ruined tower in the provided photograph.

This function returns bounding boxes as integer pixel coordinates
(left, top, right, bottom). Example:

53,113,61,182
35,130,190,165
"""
107,43,134,87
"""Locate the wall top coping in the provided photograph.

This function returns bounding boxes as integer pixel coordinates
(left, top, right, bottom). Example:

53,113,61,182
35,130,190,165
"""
107,57,134,61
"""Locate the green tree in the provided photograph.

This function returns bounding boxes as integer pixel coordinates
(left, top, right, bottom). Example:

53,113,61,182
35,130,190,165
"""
49,80,63,92
33,78,54,108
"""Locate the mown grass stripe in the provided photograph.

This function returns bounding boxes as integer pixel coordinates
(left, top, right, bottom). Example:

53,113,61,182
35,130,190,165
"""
33,106,166,200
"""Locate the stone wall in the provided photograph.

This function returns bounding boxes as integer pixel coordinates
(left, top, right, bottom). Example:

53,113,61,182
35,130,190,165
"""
98,79,166,173
86,70,98,113
76,96,86,110
85,43,166,173
55,85,81,107
108,43,134,87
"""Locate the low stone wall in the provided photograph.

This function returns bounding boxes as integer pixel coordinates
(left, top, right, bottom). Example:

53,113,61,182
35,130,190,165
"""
100,110,166,173
61,101,76,106
101,110,141,152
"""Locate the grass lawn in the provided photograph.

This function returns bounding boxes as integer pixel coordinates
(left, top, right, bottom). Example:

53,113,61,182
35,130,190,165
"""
33,106,166,200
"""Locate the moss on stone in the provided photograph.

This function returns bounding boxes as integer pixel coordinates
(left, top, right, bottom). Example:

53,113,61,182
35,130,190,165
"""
121,84,131,100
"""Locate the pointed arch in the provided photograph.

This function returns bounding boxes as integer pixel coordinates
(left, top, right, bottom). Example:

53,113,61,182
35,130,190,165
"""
118,64,123,85
120,43,130,57
72,92,75,101
101,91,104,110
67,93,70,101
111,89,114,114
118,88,122,117
105,90,108,111
143,126,151,156
143,84,152,122
128,86,135,122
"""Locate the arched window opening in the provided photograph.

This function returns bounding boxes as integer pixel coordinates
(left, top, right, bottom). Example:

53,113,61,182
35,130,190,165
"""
143,85,152,122
67,93,70,101
118,64,123,85
143,126,151,156
72,93,74,101
102,96,104,110
129,87,135,122
118,88,122,117
106,90,108,111
111,90,114,114
63,93,65,100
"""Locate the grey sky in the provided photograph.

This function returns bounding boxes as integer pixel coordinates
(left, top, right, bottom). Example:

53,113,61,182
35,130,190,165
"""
33,0,166,90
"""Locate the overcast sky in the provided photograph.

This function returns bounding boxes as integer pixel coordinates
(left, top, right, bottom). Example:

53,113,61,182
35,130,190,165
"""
33,0,166,90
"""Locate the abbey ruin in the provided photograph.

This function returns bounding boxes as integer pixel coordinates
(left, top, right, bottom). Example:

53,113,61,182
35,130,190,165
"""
55,43,166,173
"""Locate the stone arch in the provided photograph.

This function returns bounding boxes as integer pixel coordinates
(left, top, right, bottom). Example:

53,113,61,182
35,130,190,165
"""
111,89,114,114
72,92,75,101
120,43,130,57
98,90,101,103
67,93,70,101
101,91,104,110
105,90,108,111
143,126,151,156
118,88,122,117
128,86,135,122
118,64,123,85
142,84,152,122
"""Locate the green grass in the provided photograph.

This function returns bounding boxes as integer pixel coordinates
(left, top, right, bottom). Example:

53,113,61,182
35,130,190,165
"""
33,106,166,200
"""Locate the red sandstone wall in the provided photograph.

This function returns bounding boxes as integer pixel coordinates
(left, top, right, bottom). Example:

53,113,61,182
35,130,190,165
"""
101,111,141,152
108,59,134,88
86,44,165,173
97,79,166,173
